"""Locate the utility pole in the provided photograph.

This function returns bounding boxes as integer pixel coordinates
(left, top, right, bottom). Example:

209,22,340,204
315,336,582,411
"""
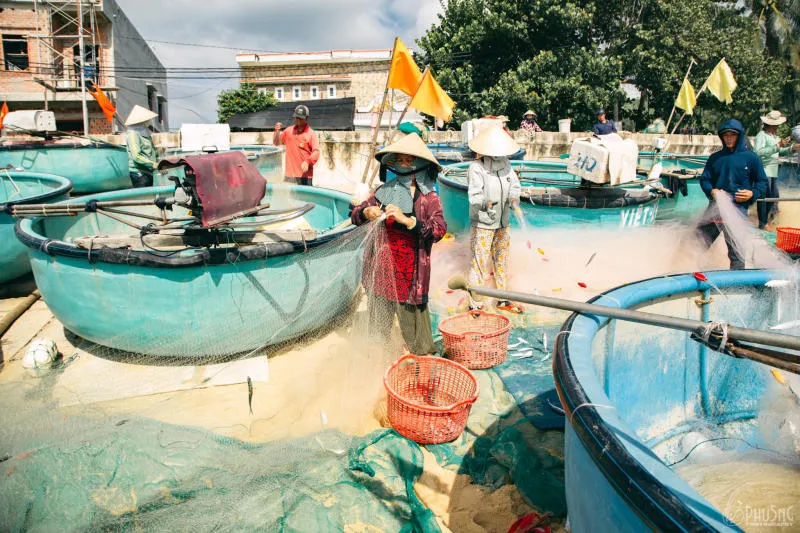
77,0,88,136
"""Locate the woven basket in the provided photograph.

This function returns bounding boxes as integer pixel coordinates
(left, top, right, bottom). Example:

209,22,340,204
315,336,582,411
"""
384,355,479,444
776,227,800,254
438,310,512,369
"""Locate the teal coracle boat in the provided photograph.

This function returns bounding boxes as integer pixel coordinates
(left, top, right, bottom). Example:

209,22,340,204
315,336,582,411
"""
437,161,660,233
0,140,129,194
554,269,795,531
638,152,709,221
0,171,72,284
15,174,364,357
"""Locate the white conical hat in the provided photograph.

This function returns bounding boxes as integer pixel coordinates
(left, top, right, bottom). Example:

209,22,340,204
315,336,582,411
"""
467,126,520,157
375,133,440,168
125,105,158,126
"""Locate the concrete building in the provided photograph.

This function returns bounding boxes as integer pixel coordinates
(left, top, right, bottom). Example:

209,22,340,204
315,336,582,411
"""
0,0,167,134
236,48,422,130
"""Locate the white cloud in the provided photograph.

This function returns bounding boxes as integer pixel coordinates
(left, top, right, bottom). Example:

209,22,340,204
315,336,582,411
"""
114,0,444,127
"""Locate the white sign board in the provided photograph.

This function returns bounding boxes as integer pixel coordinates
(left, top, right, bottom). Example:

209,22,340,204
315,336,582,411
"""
180,123,231,152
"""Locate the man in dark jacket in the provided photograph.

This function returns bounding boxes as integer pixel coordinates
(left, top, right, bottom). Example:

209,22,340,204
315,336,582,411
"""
593,108,617,135
696,119,768,269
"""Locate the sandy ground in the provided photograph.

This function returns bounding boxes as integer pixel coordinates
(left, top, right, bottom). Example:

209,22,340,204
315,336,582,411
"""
2,193,799,532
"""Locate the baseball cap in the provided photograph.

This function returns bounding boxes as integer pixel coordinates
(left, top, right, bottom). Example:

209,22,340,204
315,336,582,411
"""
293,105,310,119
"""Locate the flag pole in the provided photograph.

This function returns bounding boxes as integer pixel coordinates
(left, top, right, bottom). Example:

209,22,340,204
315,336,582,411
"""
665,58,697,133
366,68,429,187
360,38,397,184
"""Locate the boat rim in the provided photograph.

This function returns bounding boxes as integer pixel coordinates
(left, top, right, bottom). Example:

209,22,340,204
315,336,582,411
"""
0,171,74,208
553,269,777,532
15,183,359,268
0,140,126,152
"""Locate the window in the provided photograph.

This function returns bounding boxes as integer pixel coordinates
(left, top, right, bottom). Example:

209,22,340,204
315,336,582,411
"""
310,86,319,99
146,84,157,112
257,87,267,95
274,87,284,101
292,86,301,100
157,95,166,125
327,85,336,98
3,34,29,70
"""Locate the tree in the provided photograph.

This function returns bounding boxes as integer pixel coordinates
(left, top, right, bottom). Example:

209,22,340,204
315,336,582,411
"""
217,83,277,123
606,0,785,132
416,0,625,131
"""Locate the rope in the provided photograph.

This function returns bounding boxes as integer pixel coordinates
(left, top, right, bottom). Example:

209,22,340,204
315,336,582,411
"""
698,320,730,352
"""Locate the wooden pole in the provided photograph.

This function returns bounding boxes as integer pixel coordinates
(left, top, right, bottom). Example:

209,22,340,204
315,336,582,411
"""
360,38,397,184
665,58,697,133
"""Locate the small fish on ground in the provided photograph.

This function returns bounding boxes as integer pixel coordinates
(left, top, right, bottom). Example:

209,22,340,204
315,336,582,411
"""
247,376,253,415
769,320,800,331
585,252,597,267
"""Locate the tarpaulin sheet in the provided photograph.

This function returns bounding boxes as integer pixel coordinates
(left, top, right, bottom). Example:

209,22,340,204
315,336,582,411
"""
228,97,356,131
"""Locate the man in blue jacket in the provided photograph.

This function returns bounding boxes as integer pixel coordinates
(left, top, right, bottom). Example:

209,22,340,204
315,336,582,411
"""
593,108,617,135
696,119,768,269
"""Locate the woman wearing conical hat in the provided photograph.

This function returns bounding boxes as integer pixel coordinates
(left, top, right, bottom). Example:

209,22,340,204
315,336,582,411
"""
124,105,159,187
351,133,447,355
754,110,798,229
466,126,523,313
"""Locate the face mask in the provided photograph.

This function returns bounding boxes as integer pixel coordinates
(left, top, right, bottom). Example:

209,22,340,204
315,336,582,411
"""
130,124,151,138
486,156,507,171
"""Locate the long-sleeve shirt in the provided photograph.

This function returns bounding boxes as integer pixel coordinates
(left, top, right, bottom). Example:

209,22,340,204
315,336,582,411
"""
753,130,793,178
468,157,521,230
278,124,320,179
351,190,447,305
126,130,157,176
593,120,617,135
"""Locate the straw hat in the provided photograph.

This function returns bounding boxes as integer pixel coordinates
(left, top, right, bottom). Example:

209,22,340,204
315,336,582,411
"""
761,110,787,126
125,105,158,126
522,110,537,117
375,133,440,168
468,126,521,157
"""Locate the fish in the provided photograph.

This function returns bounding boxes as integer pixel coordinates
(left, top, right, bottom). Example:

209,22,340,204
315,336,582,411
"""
769,320,800,331
247,376,253,415
578,282,587,288
585,252,597,267
537,248,545,256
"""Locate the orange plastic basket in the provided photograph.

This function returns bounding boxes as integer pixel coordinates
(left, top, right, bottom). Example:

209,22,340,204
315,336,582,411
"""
438,310,512,369
383,355,479,444
776,227,800,254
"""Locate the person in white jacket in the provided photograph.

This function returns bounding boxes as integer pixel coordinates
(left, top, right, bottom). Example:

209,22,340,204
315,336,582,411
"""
466,126,523,312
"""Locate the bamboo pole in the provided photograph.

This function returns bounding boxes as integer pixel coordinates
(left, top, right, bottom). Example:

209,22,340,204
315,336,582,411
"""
665,58,697,133
360,38,397,184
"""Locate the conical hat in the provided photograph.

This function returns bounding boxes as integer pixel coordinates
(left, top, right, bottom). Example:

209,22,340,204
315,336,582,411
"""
125,105,158,126
375,133,440,168
522,109,536,117
467,126,520,157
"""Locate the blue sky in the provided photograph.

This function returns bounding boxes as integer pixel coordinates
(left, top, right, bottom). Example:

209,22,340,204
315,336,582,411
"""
115,0,443,127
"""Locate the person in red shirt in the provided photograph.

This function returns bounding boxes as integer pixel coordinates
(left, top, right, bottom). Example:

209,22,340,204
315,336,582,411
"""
272,105,320,186
351,133,447,355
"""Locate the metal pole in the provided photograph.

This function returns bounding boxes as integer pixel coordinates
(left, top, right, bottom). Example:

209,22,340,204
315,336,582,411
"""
447,275,800,351
77,0,89,136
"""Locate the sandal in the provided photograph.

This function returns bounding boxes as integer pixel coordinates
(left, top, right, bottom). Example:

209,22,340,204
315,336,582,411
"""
496,300,524,314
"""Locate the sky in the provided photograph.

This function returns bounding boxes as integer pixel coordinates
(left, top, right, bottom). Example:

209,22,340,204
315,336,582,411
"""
115,0,444,128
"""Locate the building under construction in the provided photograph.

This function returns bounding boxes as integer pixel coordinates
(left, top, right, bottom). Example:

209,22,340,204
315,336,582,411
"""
0,0,167,134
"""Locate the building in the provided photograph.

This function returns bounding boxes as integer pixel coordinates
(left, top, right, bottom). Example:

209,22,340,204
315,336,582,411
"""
0,0,168,134
236,48,422,130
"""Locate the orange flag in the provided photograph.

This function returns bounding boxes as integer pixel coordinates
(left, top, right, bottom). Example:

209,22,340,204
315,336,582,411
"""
0,102,8,130
387,38,422,97
409,69,455,121
87,84,117,123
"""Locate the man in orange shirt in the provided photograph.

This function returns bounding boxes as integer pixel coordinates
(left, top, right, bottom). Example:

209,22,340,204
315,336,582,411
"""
272,105,320,186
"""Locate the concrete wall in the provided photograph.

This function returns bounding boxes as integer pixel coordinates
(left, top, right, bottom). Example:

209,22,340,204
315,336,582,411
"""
92,129,722,194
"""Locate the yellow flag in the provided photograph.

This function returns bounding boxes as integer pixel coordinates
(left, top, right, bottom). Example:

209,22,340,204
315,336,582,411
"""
387,38,422,97
409,69,455,121
703,58,737,104
675,78,697,115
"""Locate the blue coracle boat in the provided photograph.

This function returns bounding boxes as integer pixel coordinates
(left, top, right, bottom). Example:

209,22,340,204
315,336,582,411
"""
0,171,72,284
427,142,526,166
437,161,660,233
14,153,363,357
554,269,794,531
0,141,129,194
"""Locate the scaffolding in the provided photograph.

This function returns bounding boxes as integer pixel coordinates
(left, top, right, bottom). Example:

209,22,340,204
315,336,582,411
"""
30,0,105,135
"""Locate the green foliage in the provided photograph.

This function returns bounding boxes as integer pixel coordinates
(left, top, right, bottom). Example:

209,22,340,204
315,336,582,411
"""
416,0,792,133
217,83,277,124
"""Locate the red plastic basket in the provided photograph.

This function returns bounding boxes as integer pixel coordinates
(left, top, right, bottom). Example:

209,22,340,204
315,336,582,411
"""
383,355,479,444
776,227,800,254
438,310,512,369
